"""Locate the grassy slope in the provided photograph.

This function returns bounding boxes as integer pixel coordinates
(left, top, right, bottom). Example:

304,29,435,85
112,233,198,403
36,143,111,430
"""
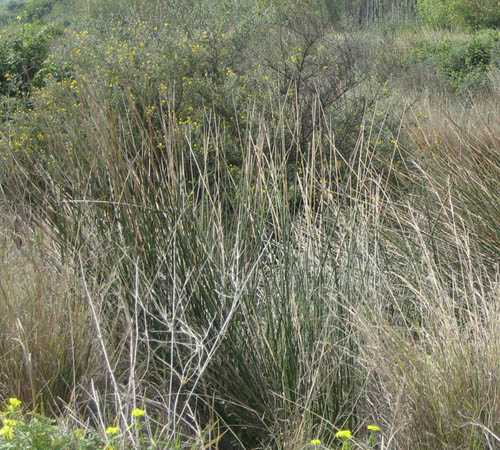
0,1,499,449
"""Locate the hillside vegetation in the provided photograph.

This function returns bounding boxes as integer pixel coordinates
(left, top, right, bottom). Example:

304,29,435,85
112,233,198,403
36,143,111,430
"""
0,0,499,449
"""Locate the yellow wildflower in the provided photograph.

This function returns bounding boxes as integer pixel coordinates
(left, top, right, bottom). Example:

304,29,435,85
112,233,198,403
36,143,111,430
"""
105,426,120,435
0,425,14,439
335,429,353,439
131,408,146,417
367,424,380,432
8,398,21,407
310,439,321,445
2,420,17,427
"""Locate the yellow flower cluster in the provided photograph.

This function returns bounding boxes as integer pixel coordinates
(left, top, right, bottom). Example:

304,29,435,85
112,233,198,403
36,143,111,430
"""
0,399,21,441
336,429,353,439
132,408,146,417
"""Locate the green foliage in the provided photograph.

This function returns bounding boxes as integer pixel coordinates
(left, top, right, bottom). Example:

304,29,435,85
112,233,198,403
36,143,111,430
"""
0,24,59,96
23,0,57,22
0,0,59,25
408,30,500,94
418,0,500,29
417,0,457,28
6,0,25,12
0,399,102,449
0,400,170,449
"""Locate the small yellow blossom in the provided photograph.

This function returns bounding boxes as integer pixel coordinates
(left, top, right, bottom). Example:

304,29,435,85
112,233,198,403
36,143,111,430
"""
335,429,353,439
8,398,21,407
105,426,120,435
75,429,86,438
131,408,146,417
310,439,321,445
2,420,17,427
0,425,14,439
367,424,380,432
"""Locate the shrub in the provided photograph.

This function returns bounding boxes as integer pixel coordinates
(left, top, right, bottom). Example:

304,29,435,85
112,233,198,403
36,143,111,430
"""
0,24,59,96
408,31,500,94
0,399,102,449
418,0,500,29
23,0,58,23
6,0,26,12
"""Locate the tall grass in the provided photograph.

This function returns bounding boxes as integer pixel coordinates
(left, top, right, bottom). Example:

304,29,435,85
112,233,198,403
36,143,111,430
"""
3,80,375,446
358,185,500,449
3,68,500,449
0,1,499,448
0,211,103,416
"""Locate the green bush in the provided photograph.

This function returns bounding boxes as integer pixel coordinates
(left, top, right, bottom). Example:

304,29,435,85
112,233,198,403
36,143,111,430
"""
418,0,500,29
6,0,26,12
23,0,58,23
0,398,102,449
0,24,59,96
407,31,500,94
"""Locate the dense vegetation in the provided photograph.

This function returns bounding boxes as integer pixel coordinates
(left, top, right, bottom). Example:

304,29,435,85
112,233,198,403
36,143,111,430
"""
0,0,499,448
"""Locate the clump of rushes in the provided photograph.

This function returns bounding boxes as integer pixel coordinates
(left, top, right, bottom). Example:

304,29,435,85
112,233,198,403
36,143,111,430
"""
335,429,353,449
